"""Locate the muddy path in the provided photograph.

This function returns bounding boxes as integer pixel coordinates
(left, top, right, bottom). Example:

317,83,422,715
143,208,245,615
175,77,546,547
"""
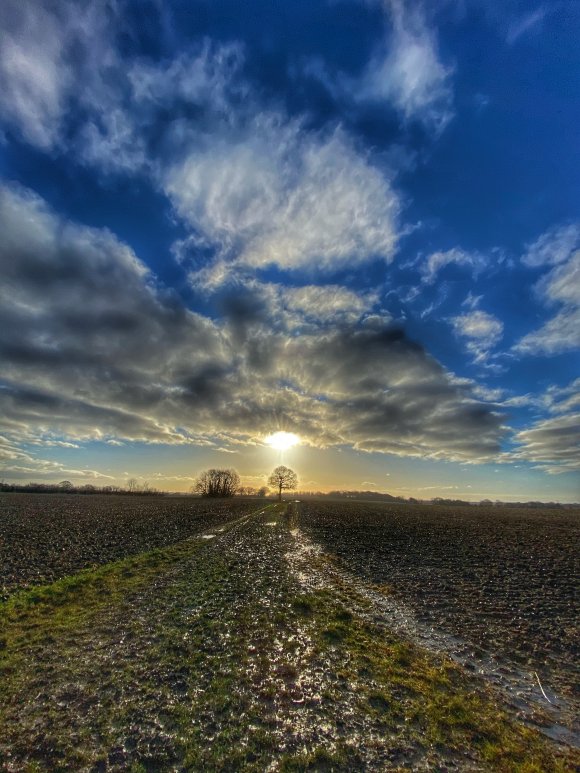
1,502,577,771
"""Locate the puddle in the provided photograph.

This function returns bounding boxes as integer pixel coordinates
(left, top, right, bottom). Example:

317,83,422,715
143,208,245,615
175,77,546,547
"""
265,522,277,527
201,534,216,540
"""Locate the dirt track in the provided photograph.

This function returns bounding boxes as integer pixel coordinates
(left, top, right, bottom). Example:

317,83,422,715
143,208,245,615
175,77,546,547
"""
1,500,577,771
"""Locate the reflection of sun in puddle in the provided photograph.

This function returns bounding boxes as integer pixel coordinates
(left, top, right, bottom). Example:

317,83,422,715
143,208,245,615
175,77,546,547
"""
265,522,277,527
201,534,216,539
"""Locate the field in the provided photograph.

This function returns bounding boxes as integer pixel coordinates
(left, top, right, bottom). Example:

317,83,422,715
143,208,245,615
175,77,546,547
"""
1,494,578,771
0,494,260,601
297,500,580,715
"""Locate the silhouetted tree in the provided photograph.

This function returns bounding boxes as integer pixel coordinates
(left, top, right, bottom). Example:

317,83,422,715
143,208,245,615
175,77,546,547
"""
194,468,241,498
126,478,139,493
268,466,298,502
257,486,269,498
238,486,258,496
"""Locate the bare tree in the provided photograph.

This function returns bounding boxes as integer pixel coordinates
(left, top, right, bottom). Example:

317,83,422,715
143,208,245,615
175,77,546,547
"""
238,486,258,497
126,478,139,493
268,466,298,502
194,468,241,498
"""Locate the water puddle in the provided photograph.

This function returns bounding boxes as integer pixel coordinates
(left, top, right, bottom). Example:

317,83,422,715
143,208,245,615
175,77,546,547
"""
201,534,216,540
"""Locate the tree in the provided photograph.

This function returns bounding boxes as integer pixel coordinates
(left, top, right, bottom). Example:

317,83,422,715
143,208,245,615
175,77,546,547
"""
194,468,241,498
257,486,269,498
126,478,139,493
238,486,258,497
268,466,298,502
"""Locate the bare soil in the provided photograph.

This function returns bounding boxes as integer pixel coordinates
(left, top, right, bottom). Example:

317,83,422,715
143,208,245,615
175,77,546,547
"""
0,497,577,771
0,494,260,600
297,500,580,719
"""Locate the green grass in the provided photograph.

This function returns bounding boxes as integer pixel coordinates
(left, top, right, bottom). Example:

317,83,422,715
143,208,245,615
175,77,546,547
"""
0,502,577,772
290,588,577,772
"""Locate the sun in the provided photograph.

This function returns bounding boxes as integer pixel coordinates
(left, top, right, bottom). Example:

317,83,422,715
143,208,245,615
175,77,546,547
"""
265,431,300,450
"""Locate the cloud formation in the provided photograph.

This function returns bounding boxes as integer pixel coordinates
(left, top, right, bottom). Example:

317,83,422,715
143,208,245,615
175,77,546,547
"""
521,223,580,268
300,0,453,132
513,413,580,475
450,310,504,363
0,1,575,489
0,0,119,149
516,233,580,355
360,0,453,132
506,7,547,45
0,2,403,283
421,248,485,284
0,0,75,148
0,182,508,472
166,121,400,281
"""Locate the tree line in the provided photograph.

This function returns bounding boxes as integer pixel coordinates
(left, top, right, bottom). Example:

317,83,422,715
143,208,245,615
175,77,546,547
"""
0,479,161,495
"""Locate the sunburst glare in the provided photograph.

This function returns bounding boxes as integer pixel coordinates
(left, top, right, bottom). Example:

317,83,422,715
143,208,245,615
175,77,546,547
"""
265,431,300,450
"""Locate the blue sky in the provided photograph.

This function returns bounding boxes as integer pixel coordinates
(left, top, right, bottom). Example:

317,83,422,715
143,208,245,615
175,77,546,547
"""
0,0,578,500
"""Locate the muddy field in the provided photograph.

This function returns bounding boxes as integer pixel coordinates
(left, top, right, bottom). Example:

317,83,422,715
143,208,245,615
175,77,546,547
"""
2,501,577,771
298,500,580,710
0,494,261,600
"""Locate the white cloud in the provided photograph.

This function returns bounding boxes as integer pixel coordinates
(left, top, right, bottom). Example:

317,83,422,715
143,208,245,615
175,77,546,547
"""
462,291,482,309
450,310,503,363
281,284,377,326
515,307,580,356
521,223,580,267
299,0,453,132
360,0,453,132
79,41,247,175
421,247,485,284
215,278,380,337
0,2,403,283
0,434,111,480
451,310,503,341
537,248,580,306
166,120,400,279
513,412,580,474
0,0,119,149
515,249,580,355
0,0,71,148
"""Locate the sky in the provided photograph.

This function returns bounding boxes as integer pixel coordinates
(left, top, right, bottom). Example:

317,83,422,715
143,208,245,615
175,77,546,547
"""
0,0,578,501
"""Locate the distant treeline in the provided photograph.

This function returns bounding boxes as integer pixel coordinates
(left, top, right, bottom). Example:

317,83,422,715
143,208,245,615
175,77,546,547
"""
0,481,163,495
296,490,576,508
0,482,575,507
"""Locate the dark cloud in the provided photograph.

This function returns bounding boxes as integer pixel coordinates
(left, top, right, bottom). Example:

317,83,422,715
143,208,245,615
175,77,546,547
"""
0,181,510,470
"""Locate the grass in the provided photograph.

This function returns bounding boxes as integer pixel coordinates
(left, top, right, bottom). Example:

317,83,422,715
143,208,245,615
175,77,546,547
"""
0,501,577,771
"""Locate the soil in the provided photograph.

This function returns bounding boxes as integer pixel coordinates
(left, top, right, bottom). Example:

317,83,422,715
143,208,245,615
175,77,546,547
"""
0,494,260,600
297,500,580,720
0,497,577,771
